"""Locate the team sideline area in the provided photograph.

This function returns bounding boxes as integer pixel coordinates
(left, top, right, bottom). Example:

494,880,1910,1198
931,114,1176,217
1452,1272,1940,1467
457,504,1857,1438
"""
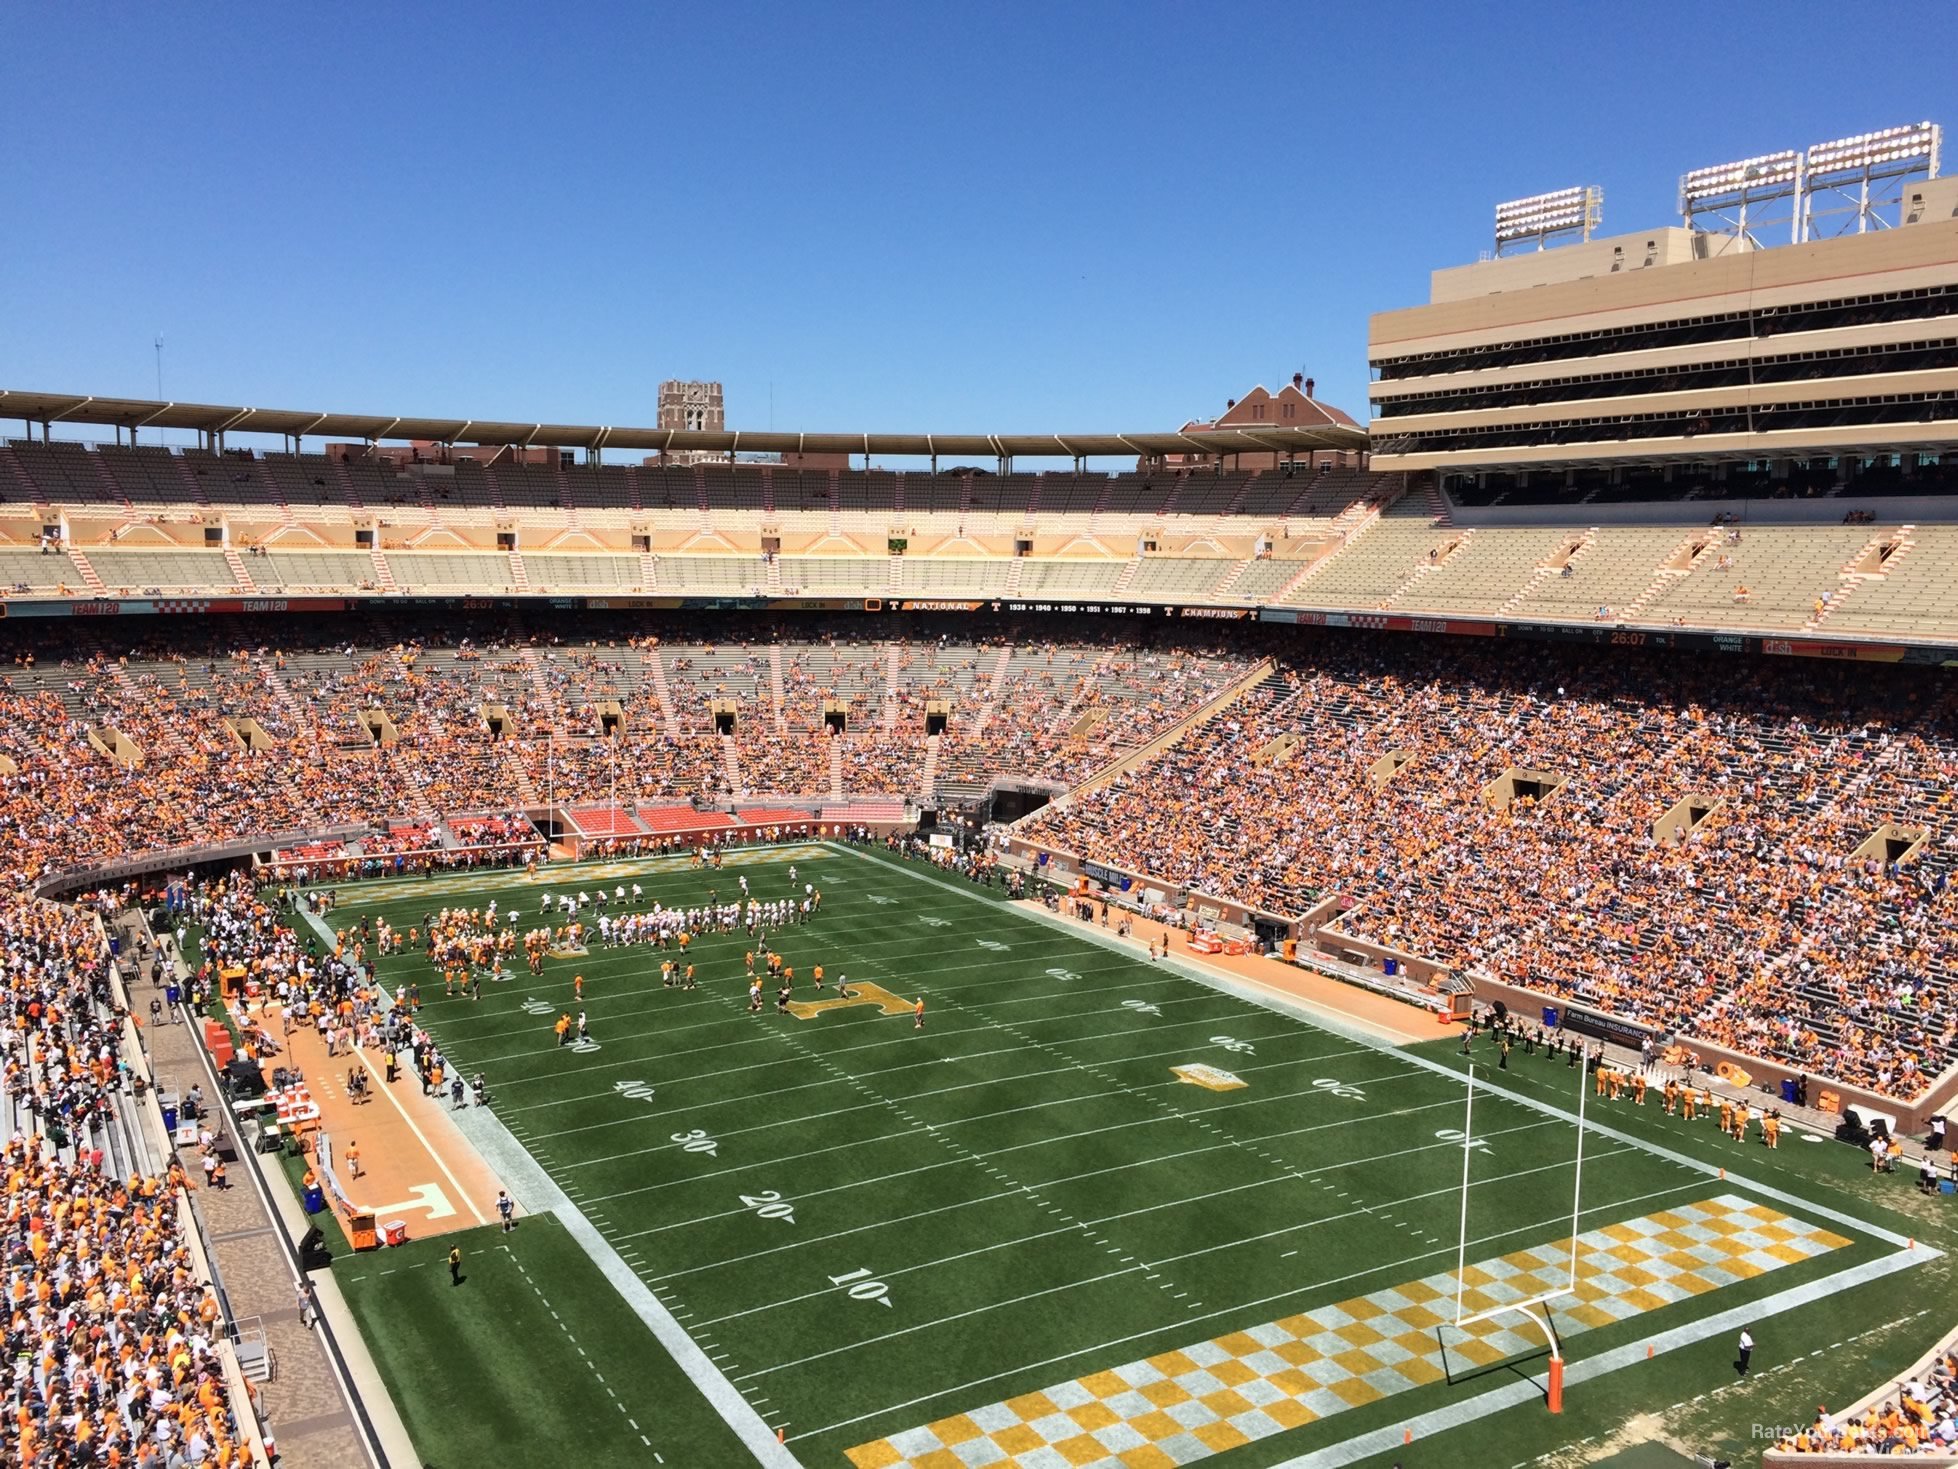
254,841,1941,1469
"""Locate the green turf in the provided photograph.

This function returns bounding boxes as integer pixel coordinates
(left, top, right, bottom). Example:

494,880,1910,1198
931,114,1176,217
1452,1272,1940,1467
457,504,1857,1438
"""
308,842,1947,1469
334,1213,752,1467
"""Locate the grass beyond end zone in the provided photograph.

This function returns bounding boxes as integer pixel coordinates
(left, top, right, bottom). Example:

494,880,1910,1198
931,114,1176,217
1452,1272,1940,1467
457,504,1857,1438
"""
307,844,1945,1469
334,1212,749,1467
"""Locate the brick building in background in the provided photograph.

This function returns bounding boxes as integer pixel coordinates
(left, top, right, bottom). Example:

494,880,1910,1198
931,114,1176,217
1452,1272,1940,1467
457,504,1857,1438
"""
1154,373,1364,471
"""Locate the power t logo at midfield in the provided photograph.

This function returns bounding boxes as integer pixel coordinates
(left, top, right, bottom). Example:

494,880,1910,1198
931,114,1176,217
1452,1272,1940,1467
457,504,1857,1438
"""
1171,1063,1247,1091
787,981,914,1020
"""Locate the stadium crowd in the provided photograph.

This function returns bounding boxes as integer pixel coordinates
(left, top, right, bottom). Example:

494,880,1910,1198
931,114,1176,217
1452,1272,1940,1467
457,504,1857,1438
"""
0,609,1952,1100
0,606,1952,1466
1027,635,1957,1101
1775,1339,1958,1453
0,886,258,1466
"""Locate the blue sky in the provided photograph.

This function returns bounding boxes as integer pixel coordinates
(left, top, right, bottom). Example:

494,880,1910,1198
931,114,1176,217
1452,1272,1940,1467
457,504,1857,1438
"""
2,1,1953,453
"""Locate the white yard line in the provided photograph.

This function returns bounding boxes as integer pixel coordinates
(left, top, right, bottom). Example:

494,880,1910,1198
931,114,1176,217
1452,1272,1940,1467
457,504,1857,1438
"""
576,1042,1408,1197
689,1116,1588,1331
746,1148,1671,1393
529,1028,1375,1144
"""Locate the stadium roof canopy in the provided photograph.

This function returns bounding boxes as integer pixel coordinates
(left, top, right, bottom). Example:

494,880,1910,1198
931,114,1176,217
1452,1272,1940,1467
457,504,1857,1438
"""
0,388,1368,460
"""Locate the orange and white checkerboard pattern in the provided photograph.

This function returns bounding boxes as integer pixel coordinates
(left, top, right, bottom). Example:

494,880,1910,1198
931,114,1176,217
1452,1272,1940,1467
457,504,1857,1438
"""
846,1195,1851,1469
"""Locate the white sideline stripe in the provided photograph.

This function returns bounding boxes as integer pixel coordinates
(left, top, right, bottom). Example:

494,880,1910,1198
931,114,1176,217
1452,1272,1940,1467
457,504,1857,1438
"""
549,1206,800,1469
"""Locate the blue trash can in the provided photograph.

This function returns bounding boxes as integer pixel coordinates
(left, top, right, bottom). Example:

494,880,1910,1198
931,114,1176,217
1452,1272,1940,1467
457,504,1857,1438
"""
1383,959,1398,976
303,1185,327,1214
161,1104,178,1135
1780,1078,1798,1103
1543,1005,1561,1029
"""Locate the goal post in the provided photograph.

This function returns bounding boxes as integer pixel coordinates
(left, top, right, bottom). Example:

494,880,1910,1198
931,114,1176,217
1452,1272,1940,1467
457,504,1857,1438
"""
1445,1054,1591,1412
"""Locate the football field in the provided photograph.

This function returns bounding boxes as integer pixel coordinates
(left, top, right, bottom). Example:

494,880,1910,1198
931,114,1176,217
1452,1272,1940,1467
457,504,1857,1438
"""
315,843,1933,1468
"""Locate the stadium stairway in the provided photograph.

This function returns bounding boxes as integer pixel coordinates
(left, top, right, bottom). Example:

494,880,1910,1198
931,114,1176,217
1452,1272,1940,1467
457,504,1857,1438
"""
551,461,582,520
768,646,789,733
367,547,396,592
721,733,744,794
920,731,942,795
387,746,444,823
1209,557,1260,601
67,547,108,595
828,734,845,799
109,662,191,762
1269,516,1378,603
519,646,568,737
968,645,1015,735
1497,529,1598,617
1110,557,1142,598
1619,533,1715,621
504,743,542,805
1380,529,1475,608
223,546,258,593
87,450,129,509
260,662,313,738
508,550,530,592
882,643,901,730
642,646,684,738
172,454,213,510
1807,524,1910,631
1063,656,1279,802
1421,476,1453,525
324,454,359,510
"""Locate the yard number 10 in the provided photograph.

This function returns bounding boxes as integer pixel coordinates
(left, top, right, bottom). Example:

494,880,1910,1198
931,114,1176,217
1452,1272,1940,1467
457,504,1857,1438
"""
828,1267,893,1307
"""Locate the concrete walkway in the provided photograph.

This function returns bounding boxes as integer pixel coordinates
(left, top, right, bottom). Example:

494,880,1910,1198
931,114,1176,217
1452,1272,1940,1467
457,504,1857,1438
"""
135,944,416,1469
